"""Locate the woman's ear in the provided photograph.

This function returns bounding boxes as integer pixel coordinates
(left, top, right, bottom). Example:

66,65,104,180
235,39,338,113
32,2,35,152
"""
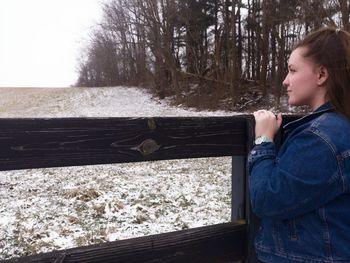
317,66,329,86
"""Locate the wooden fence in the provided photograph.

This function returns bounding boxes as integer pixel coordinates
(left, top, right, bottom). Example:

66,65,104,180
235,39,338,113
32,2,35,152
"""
0,115,300,263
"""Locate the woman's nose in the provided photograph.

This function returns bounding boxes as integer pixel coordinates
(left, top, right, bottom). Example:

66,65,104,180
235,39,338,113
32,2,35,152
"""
282,75,289,87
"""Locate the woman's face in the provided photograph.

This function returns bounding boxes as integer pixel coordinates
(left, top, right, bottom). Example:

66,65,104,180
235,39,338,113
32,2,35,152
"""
283,47,327,110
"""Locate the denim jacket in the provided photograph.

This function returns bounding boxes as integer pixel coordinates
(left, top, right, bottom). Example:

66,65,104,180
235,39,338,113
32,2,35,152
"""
247,101,350,263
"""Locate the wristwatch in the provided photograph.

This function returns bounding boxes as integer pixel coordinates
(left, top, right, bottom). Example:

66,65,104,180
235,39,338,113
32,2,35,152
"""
254,135,273,145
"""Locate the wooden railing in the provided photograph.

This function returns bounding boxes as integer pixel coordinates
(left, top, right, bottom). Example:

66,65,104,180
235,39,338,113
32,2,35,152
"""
0,115,300,263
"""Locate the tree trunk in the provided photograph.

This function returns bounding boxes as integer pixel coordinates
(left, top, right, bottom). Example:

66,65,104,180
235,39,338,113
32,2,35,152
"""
339,0,350,31
260,0,269,97
229,0,237,105
275,24,285,107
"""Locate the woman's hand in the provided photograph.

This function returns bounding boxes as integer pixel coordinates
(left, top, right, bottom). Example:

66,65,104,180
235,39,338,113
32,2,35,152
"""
253,110,283,140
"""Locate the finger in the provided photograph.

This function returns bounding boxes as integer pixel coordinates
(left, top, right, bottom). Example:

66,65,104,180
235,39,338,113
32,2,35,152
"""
266,111,275,119
253,110,262,116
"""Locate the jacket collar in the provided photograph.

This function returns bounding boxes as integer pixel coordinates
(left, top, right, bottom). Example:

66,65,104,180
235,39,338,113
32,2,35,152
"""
283,101,335,131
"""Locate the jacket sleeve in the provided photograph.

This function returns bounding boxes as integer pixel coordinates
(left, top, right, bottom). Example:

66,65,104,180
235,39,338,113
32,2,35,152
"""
247,129,344,220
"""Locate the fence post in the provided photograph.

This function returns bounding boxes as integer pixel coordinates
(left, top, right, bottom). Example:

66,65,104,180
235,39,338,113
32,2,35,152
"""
231,155,247,263
245,117,262,263
231,155,245,222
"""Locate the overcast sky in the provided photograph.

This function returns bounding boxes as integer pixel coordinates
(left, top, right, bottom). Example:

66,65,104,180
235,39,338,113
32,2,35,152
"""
0,0,104,87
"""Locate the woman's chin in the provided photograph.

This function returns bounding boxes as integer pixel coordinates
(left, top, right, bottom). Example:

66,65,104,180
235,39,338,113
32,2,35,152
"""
288,97,302,106
288,99,306,108
288,98,296,106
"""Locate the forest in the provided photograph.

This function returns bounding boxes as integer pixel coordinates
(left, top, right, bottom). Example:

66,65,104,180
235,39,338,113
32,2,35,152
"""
76,0,350,111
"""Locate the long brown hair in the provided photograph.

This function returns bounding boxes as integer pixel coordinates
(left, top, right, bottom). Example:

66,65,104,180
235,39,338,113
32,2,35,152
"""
294,27,350,121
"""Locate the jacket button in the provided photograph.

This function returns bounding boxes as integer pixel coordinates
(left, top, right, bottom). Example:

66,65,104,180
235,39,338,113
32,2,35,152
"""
251,150,256,155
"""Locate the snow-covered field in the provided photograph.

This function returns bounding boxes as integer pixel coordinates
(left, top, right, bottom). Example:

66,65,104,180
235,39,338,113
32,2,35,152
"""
0,87,239,118
0,87,240,260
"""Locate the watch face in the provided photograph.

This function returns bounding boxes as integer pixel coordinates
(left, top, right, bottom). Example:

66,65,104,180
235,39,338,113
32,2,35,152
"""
255,137,262,144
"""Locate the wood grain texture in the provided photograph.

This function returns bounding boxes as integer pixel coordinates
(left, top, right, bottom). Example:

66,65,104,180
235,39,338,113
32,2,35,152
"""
4,222,247,263
0,116,249,171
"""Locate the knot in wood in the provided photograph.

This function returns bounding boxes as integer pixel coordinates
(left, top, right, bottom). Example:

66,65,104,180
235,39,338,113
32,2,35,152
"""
132,139,161,156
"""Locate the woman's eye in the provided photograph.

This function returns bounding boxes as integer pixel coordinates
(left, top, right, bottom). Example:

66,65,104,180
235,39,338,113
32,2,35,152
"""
289,69,296,73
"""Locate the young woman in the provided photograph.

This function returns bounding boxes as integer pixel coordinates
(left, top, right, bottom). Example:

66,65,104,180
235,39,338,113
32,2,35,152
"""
248,27,350,262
